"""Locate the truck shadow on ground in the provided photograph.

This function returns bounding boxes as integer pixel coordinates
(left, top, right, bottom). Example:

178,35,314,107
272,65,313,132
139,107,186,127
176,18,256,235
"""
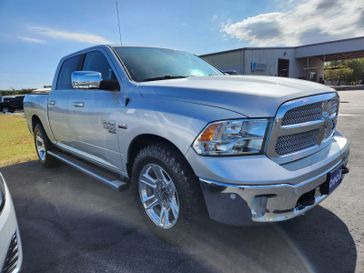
1,161,357,273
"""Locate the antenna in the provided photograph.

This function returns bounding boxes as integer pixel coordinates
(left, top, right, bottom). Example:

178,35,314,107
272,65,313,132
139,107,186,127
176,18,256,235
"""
115,0,122,45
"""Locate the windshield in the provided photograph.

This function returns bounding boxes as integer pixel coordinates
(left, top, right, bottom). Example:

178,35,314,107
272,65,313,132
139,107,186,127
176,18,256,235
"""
113,47,223,82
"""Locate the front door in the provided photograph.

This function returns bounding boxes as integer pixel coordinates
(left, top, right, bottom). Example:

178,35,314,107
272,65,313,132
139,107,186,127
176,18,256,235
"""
278,59,289,77
69,50,123,172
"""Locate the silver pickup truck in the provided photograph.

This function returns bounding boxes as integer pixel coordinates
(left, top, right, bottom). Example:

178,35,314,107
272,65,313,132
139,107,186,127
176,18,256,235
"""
24,45,349,233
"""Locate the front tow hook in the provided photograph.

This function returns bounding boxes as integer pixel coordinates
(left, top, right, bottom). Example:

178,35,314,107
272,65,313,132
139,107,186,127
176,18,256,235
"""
342,166,350,174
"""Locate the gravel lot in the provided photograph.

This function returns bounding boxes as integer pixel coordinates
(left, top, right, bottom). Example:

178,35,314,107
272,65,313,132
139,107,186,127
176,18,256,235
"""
1,90,363,273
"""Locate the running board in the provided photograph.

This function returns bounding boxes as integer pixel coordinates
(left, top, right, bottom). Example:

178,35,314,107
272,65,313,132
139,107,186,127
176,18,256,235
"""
47,150,129,191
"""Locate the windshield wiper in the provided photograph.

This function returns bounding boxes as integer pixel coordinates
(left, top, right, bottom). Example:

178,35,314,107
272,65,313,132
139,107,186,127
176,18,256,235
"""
142,75,187,82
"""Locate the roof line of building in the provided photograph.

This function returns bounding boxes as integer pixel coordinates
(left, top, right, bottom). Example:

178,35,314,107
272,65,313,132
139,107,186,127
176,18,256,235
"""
200,36,364,57
200,47,293,56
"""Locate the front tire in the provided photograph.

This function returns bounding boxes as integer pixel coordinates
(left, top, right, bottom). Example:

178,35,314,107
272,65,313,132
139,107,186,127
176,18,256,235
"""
131,144,205,238
33,123,58,167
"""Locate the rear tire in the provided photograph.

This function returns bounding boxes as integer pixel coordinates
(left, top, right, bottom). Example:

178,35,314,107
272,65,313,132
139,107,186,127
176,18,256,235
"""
131,143,205,241
33,123,58,168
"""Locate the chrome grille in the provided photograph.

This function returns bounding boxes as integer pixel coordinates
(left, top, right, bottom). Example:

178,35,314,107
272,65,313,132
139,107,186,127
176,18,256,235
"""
282,102,323,125
323,118,335,139
327,99,339,115
275,129,320,155
1,233,19,273
267,93,339,164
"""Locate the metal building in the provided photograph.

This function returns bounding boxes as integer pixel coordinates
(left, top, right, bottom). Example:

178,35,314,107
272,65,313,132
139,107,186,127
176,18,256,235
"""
200,36,364,82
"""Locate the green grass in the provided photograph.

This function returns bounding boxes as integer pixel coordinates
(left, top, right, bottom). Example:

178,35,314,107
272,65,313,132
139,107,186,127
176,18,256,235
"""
0,114,37,167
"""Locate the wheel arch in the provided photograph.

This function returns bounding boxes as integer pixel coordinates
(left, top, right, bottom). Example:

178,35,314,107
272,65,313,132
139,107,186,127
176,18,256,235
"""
126,134,194,179
31,115,42,131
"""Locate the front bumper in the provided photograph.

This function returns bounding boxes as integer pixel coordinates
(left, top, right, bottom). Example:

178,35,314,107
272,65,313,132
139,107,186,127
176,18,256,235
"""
0,174,22,273
188,133,350,225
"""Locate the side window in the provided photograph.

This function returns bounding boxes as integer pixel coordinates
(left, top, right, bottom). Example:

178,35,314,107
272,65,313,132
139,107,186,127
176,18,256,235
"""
83,51,117,81
56,55,83,89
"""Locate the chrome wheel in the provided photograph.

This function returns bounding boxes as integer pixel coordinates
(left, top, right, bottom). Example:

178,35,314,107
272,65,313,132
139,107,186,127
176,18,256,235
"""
138,163,180,229
35,131,46,161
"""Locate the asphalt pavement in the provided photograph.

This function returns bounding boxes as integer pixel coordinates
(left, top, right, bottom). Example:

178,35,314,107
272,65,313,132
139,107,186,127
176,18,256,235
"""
1,90,363,273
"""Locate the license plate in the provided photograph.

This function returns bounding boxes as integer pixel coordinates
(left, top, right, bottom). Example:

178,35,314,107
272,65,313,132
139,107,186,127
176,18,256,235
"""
328,165,343,193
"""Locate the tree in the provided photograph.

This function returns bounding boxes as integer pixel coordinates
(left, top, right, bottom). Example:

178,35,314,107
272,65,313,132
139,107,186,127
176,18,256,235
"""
347,59,364,84
324,58,364,85
0,88,35,96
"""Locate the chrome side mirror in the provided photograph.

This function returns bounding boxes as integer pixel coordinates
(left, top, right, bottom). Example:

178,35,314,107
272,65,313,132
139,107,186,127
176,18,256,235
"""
71,71,102,89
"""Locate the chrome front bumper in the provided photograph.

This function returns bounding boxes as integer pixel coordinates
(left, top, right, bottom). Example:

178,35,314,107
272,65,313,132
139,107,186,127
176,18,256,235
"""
194,134,350,226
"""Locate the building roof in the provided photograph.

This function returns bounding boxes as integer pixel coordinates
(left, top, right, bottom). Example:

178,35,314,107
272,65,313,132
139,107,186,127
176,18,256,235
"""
201,36,364,58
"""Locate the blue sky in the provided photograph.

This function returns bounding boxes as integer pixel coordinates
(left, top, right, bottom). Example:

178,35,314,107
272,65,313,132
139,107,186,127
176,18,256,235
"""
0,0,363,89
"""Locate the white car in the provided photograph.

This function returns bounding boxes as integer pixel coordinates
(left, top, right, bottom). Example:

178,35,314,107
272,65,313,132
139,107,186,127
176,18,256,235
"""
0,173,22,273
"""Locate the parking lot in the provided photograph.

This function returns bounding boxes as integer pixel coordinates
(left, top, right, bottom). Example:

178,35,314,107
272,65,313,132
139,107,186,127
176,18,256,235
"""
1,90,363,273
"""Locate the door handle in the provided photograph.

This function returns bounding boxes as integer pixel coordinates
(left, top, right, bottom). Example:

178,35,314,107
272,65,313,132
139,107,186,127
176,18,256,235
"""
48,100,56,106
73,102,85,108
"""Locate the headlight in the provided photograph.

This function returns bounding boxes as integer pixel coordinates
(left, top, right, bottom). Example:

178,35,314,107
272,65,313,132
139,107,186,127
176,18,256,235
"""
193,119,269,155
0,173,5,212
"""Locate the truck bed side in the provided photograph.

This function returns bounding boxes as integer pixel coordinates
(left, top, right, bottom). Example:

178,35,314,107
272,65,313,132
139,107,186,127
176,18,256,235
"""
23,93,54,141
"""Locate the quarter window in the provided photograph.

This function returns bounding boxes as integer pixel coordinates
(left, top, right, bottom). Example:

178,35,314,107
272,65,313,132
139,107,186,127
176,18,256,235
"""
56,55,83,89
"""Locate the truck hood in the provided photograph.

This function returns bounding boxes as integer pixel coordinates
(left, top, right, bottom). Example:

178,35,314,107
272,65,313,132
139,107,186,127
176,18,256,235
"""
138,75,336,117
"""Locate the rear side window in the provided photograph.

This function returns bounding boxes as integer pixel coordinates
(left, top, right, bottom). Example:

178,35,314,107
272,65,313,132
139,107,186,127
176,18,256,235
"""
83,51,117,81
56,55,83,89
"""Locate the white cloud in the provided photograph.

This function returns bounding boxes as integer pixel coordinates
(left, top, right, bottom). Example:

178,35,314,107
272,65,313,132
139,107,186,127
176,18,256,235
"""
28,26,111,44
221,0,364,46
18,36,46,44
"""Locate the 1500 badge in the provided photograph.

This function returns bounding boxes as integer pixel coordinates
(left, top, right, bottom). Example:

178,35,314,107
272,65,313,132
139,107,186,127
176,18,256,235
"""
102,120,116,134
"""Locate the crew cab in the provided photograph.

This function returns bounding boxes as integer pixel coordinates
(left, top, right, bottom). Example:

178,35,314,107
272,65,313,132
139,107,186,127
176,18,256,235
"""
24,45,349,232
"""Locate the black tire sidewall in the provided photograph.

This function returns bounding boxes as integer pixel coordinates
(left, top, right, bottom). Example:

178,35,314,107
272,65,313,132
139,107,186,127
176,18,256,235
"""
33,124,57,167
131,144,205,239
134,156,185,226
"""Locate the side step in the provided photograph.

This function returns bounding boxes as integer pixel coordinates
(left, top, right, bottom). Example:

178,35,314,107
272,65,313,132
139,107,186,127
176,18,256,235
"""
48,150,129,191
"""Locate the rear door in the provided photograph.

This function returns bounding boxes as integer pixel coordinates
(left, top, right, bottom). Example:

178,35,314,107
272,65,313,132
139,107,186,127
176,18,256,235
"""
69,50,123,172
48,55,83,147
